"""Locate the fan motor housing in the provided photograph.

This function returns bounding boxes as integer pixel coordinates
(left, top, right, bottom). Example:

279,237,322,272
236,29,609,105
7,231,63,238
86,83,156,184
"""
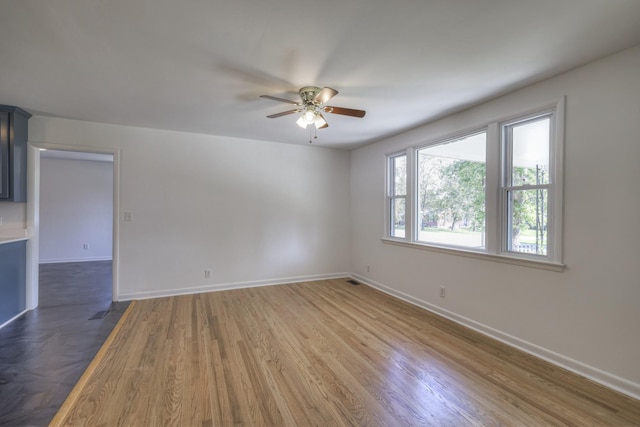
299,86,322,105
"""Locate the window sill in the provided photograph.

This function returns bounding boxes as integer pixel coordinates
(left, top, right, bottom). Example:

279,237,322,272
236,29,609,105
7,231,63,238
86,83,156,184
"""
381,237,565,272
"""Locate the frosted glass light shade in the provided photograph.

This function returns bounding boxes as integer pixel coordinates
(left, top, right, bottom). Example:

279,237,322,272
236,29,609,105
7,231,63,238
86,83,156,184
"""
314,114,327,129
296,115,308,128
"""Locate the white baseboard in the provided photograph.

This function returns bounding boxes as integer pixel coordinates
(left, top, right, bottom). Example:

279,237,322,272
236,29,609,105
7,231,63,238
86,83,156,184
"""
0,310,28,330
39,257,112,264
117,272,350,301
350,273,640,401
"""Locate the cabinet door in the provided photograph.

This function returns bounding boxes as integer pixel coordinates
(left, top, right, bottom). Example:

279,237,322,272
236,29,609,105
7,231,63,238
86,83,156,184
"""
0,111,9,199
0,240,27,326
10,109,28,202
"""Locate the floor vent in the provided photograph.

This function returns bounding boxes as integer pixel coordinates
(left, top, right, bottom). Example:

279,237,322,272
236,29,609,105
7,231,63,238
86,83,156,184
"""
346,279,360,286
89,310,110,320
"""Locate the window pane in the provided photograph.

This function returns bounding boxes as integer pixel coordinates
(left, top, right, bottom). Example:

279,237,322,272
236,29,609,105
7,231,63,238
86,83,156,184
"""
511,117,550,186
392,155,406,196
416,132,486,248
507,188,548,255
391,197,405,238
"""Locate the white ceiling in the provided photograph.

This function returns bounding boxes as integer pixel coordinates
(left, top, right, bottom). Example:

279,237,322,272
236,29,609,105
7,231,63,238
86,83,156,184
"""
1,1,639,149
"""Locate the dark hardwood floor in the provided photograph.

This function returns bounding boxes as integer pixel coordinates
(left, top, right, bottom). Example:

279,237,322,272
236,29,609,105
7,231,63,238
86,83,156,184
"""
0,261,129,427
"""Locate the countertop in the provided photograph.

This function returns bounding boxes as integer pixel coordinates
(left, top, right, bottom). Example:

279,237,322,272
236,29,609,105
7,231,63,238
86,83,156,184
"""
0,230,30,245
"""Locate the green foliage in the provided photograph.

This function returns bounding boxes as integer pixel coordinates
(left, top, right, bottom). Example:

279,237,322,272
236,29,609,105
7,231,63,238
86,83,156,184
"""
418,156,485,231
510,166,547,245
417,156,547,252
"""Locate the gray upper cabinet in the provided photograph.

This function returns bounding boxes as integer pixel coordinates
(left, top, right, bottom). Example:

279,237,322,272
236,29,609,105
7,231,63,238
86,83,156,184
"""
0,105,31,202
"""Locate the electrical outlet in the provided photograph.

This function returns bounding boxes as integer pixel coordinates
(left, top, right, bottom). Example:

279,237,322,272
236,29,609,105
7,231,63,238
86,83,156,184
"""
124,211,133,222
440,286,446,298
204,269,212,279
82,243,89,250
0,216,3,226
366,265,370,273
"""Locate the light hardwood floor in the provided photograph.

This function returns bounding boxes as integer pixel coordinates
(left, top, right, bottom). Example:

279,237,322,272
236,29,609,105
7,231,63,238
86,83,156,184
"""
51,278,640,426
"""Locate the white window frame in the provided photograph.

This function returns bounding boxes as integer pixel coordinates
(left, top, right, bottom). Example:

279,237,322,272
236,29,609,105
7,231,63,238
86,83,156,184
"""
383,98,565,271
385,152,411,239
500,110,556,260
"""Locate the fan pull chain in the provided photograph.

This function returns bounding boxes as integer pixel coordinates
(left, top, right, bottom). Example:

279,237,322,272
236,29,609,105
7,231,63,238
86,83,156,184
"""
309,127,318,143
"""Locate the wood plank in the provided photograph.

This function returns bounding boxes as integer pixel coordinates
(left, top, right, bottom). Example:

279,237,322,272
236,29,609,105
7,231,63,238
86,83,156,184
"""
50,279,640,426
49,299,138,426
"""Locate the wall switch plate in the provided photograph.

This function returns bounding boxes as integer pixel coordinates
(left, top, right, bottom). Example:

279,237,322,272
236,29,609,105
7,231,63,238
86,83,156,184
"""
440,286,446,298
124,211,133,222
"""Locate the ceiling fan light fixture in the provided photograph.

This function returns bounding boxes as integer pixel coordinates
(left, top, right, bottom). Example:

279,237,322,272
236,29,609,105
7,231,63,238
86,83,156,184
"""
261,86,366,137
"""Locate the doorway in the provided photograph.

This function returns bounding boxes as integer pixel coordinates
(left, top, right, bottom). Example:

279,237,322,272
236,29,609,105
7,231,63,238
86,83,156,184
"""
26,144,121,308
39,150,114,306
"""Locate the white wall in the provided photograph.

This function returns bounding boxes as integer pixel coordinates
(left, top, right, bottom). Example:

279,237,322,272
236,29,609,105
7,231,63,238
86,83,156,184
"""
0,202,26,233
39,157,113,263
350,45,640,397
28,121,352,299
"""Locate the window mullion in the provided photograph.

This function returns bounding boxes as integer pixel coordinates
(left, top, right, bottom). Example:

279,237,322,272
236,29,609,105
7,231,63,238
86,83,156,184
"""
485,122,500,254
549,97,565,263
406,147,415,241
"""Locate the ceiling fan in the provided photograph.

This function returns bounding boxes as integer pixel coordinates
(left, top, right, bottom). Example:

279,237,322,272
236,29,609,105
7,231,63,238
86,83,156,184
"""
260,86,366,131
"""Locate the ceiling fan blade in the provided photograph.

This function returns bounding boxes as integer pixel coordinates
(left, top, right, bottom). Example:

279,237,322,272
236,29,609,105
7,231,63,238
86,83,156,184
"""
313,87,338,104
266,109,300,118
260,95,300,105
323,106,366,118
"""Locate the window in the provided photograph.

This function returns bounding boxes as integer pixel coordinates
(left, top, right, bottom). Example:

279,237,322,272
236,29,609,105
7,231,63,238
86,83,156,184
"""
387,153,407,238
417,132,486,249
385,101,563,269
502,114,552,256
